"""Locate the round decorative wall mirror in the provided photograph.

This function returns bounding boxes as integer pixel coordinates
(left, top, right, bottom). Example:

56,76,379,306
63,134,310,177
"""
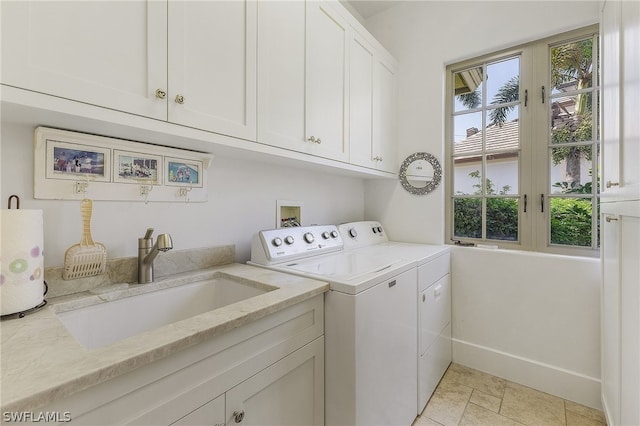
398,152,442,195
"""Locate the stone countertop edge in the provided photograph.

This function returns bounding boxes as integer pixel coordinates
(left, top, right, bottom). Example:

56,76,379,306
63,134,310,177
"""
0,263,329,413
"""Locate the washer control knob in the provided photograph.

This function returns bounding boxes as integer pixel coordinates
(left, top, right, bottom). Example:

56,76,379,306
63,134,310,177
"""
349,228,357,238
272,237,283,247
377,226,383,233
304,232,315,243
284,236,295,245
330,230,339,238
321,231,331,239
372,227,378,233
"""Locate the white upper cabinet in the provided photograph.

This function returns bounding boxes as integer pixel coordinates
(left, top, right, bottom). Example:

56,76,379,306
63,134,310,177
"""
601,0,640,203
1,1,167,120
257,1,349,162
349,32,376,168
373,56,398,173
305,1,349,161
619,0,640,202
168,1,257,141
256,1,306,149
349,28,397,173
1,0,257,141
3,0,396,175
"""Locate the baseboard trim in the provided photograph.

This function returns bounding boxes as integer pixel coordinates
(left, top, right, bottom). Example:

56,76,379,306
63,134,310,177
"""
601,394,615,426
452,338,602,410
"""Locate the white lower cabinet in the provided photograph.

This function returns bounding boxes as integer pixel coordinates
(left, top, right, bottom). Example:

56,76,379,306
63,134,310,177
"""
225,337,324,426
172,337,323,426
37,296,324,426
172,394,225,426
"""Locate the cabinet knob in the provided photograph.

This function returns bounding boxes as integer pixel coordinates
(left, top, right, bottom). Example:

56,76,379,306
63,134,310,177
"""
154,89,166,99
174,94,185,104
606,180,620,188
233,410,245,423
307,136,321,144
373,156,383,162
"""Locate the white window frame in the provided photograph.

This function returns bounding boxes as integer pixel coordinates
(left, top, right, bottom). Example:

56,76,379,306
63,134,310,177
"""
445,25,600,257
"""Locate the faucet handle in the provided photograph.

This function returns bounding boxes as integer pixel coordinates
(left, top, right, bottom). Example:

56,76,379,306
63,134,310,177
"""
143,228,154,239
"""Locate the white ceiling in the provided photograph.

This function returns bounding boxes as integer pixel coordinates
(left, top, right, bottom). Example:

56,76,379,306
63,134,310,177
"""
345,0,399,19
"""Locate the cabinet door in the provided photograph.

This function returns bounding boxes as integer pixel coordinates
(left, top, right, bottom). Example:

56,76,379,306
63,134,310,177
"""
226,337,324,426
601,211,621,426
620,0,640,201
349,28,398,173
602,0,640,203
1,1,167,120
349,31,375,168
601,0,621,202
306,1,349,161
619,214,640,426
168,0,257,141
373,56,398,173
171,393,225,426
256,0,306,149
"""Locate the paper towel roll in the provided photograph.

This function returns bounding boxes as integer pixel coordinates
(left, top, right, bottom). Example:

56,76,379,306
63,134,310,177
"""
1,209,45,316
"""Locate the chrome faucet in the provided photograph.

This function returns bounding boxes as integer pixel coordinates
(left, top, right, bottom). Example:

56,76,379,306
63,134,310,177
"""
138,228,173,284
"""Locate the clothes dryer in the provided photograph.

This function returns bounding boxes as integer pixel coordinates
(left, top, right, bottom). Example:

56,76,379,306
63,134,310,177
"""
338,221,452,413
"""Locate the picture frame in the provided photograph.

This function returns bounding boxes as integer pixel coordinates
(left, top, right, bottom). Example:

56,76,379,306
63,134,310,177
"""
45,139,111,182
165,157,203,187
113,150,162,185
34,127,211,202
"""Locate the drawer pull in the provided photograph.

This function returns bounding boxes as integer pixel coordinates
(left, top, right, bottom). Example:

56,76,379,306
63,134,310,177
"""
606,180,620,188
388,280,396,288
605,216,619,222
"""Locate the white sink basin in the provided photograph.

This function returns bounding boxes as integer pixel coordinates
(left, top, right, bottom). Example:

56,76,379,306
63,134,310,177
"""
56,277,272,349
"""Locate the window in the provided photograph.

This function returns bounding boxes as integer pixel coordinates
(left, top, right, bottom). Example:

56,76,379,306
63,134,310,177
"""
445,26,600,256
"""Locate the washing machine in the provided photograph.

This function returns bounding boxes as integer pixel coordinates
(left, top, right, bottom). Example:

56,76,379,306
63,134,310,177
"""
249,224,418,426
338,221,452,413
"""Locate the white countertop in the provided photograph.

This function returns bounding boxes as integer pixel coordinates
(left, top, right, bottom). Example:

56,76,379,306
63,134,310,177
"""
0,263,329,413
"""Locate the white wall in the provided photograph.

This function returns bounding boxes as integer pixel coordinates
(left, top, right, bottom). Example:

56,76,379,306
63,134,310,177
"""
1,121,365,266
364,0,599,242
452,247,602,408
364,1,602,408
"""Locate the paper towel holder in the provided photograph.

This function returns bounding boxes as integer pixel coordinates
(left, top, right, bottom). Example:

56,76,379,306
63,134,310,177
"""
1,291,48,319
1,195,49,319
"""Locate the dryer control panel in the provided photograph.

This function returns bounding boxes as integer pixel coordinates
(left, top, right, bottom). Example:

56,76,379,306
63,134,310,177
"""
250,225,343,265
339,221,389,250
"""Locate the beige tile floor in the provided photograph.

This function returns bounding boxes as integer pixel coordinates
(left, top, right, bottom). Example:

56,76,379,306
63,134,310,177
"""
413,363,607,426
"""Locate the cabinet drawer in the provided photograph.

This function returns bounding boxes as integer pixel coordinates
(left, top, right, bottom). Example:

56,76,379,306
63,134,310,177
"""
418,252,450,292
